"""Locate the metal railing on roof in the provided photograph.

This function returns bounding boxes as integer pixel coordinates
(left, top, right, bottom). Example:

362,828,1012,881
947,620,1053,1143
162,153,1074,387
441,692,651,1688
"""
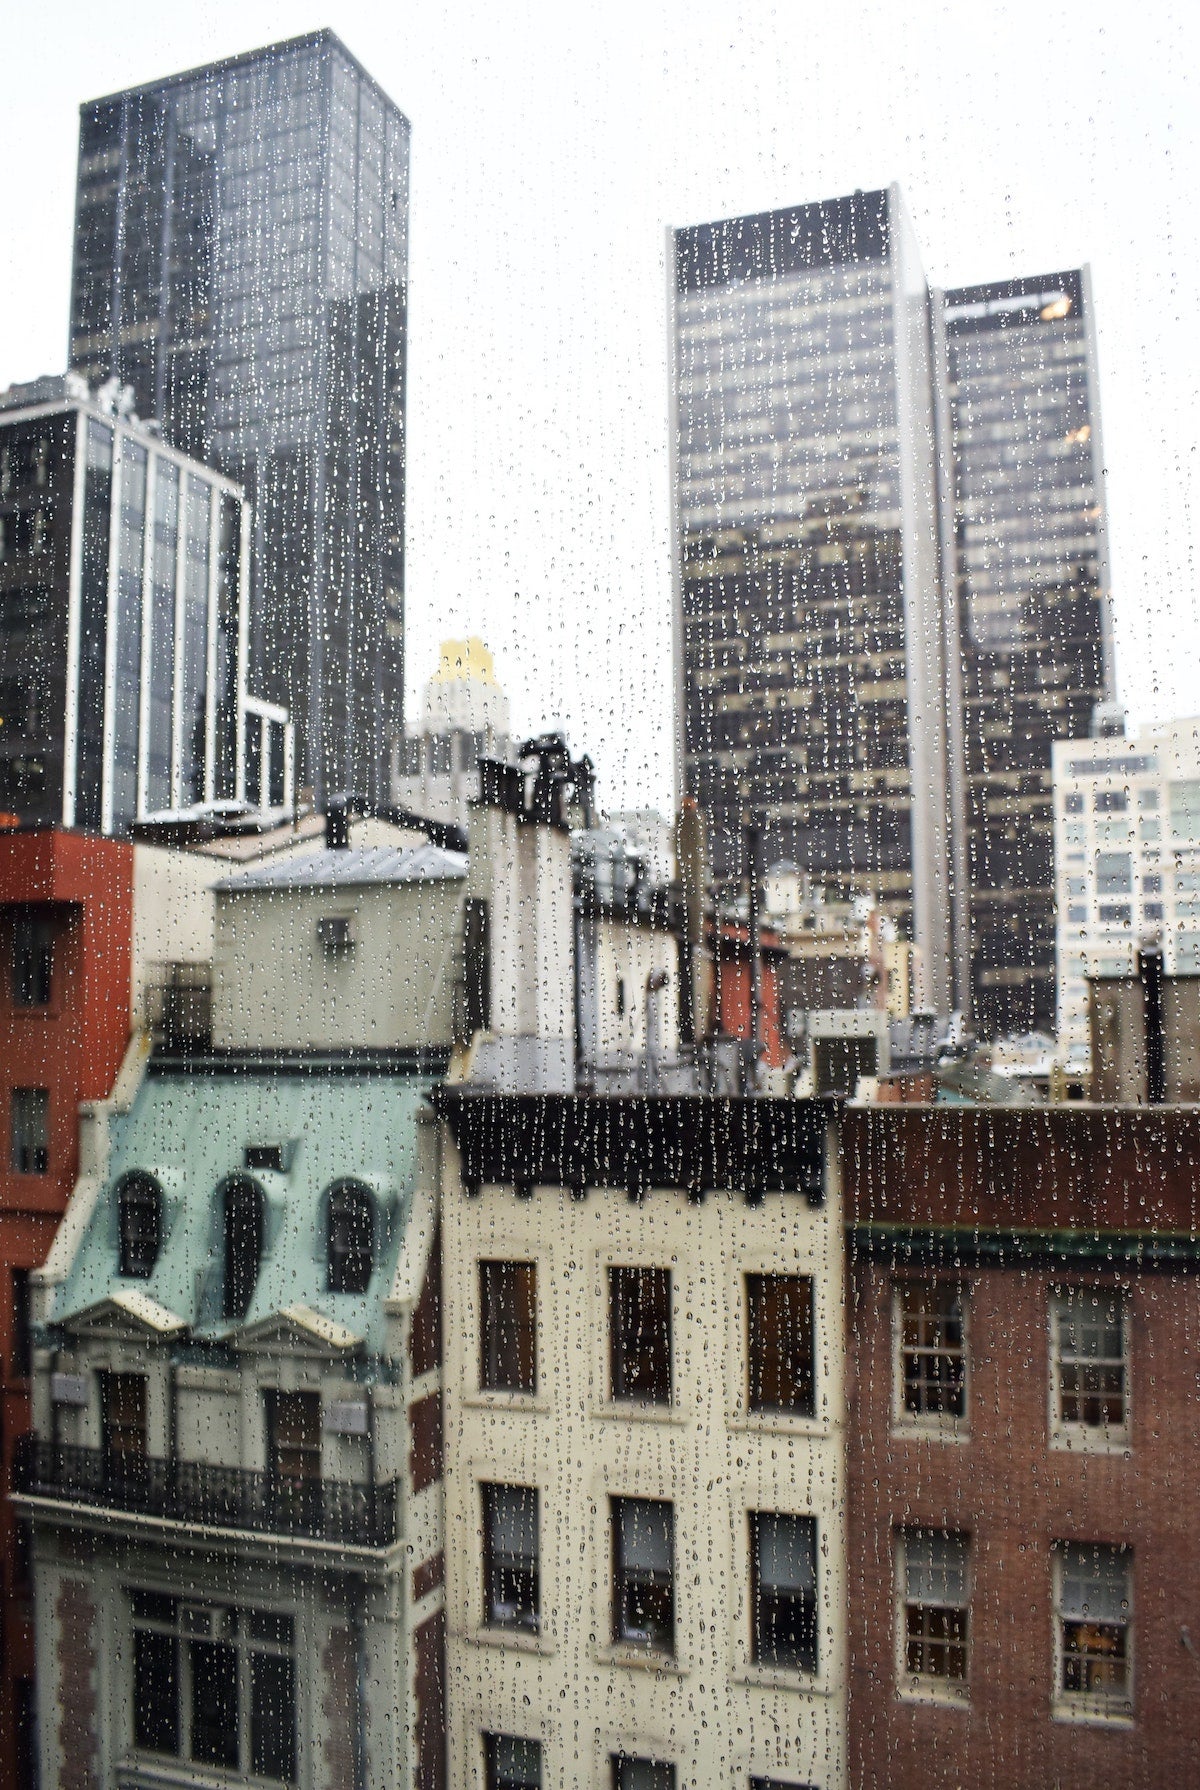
14,1439,399,1548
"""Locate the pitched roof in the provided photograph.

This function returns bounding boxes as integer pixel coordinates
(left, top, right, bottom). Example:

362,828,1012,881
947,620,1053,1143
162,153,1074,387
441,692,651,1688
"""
216,840,466,892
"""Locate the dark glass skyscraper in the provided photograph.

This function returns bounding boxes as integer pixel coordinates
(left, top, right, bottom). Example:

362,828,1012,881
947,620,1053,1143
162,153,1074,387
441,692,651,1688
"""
670,188,955,1013
68,30,409,804
939,271,1114,1034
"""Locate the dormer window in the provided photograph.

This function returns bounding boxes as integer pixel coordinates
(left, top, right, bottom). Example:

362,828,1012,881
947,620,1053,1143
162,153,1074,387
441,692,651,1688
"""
327,1182,375,1294
118,1172,163,1279
222,1178,264,1320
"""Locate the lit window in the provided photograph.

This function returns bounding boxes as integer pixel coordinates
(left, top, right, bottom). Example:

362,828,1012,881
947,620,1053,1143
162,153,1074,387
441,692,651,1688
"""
10,1087,49,1175
326,1181,374,1293
485,1733,543,1789
483,1483,540,1633
746,1273,815,1416
1051,1287,1128,1440
609,1266,672,1404
896,1282,967,1426
1055,1543,1132,1716
611,1755,675,1790
130,1594,296,1780
221,1177,264,1320
479,1259,537,1394
612,1497,674,1654
899,1530,969,1694
118,1173,163,1278
750,1512,818,1673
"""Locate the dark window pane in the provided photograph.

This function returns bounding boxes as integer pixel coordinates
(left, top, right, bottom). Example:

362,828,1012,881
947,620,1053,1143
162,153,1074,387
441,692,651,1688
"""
133,1629,179,1754
327,1182,375,1293
11,1267,31,1376
250,1650,296,1781
10,1087,49,1175
480,1260,537,1393
747,1274,814,1414
612,1755,676,1790
189,1638,239,1769
485,1732,543,1789
484,1483,540,1631
613,1497,674,1653
11,911,53,1006
751,1512,818,1672
118,1174,163,1279
223,1177,264,1319
610,1267,672,1403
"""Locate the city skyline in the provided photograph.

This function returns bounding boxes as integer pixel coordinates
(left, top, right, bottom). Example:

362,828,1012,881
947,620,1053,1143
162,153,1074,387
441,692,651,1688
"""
0,3,1196,818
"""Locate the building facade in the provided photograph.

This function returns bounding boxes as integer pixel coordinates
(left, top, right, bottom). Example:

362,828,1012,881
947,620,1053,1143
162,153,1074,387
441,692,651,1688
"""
0,375,290,833
392,639,512,830
69,30,409,804
670,188,953,1012
844,1102,1200,1790
940,273,1114,1036
1052,719,1200,1067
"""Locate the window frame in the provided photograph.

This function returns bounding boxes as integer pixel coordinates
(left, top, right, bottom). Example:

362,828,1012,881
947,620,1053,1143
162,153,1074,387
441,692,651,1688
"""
608,1265,673,1407
482,1481,541,1635
1052,1542,1133,1722
895,1528,971,1702
1049,1284,1130,1450
610,1753,677,1790
478,1258,538,1397
892,1278,969,1438
748,1510,819,1676
611,1495,675,1657
745,1272,816,1419
8,908,55,1009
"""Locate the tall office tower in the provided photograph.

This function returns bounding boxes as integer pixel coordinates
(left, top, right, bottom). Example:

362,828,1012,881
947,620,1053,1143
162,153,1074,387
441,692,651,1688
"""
940,272,1114,1035
671,187,955,1011
68,30,409,805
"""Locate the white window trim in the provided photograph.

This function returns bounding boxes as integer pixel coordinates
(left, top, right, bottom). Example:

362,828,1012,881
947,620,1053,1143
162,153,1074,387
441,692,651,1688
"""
1048,1286,1131,1453
891,1279,970,1442
1051,1544,1134,1725
894,1529,971,1705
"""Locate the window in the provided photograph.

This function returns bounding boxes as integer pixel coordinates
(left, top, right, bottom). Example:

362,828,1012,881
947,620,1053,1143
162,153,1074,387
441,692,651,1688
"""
326,1181,374,1293
899,1530,969,1694
130,1593,296,1780
118,1173,163,1278
609,1266,672,1404
750,1512,818,1673
11,1267,30,1377
480,1259,537,1394
1064,791,1084,814
896,1282,967,1425
1095,852,1132,895
611,1756,676,1790
267,1390,321,1529
221,1177,264,1320
482,1482,540,1632
750,1781,817,1790
1055,1543,1132,1714
747,1273,815,1415
10,1087,48,1174
612,1496,674,1654
102,1372,148,1483
1094,788,1127,813
1051,1287,1128,1438
9,910,53,1006
485,1733,543,1789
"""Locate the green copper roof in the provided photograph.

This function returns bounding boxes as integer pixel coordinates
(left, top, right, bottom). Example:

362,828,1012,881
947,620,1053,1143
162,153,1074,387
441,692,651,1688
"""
53,1070,433,1356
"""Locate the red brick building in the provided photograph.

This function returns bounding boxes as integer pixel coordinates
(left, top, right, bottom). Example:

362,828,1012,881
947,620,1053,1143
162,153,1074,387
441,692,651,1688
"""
843,1104,1200,1790
0,826,132,1788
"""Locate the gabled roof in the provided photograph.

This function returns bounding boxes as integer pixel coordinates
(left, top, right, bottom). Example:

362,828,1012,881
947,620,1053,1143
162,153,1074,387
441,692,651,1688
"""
216,840,466,892
63,1289,187,1340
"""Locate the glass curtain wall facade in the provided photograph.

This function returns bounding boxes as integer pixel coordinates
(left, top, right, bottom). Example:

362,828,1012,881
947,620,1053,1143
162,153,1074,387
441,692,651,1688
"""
68,29,409,806
0,393,275,834
671,188,953,1010
940,272,1113,1035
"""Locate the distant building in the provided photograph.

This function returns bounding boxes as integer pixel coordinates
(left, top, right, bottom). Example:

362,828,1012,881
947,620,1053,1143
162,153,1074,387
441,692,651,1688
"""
392,638,511,828
0,375,291,834
670,188,953,1010
68,31,409,804
941,272,1114,1036
1053,718,1200,1066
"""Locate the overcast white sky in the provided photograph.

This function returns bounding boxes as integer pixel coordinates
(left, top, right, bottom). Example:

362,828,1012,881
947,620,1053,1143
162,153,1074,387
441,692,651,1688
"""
2,1,1196,811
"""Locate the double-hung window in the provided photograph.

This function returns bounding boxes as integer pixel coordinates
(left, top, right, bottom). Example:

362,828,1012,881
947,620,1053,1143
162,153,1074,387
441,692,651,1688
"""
749,1512,818,1673
898,1530,970,1696
1051,1288,1128,1443
610,1266,672,1404
1055,1542,1132,1717
483,1483,540,1632
895,1281,967,1429
612,1496,674,1654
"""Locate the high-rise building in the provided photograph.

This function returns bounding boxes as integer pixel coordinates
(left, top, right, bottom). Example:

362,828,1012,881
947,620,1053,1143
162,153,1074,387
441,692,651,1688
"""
0,375,289,834
670,188,955,1014
68,30,409,805
940,271,1114,1035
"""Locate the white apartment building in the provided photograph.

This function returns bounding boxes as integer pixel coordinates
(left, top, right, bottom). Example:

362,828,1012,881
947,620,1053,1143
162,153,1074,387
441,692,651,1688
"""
436,748,848,1790
1053,717,1200,1064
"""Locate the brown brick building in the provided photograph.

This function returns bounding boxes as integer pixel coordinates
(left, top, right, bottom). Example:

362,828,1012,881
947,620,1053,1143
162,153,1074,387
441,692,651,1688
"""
843,1105,1200,1790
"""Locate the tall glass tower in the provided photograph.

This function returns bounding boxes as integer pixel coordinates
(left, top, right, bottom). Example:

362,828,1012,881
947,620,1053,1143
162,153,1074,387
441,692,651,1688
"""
68,30,409,805
939,271,1114,1035
670,188,954,1012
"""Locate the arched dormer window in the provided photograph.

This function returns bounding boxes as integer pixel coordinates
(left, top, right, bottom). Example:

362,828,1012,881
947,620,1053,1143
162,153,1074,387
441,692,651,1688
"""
326,1181,375,1295
222,1177,264,1320
117,1172,163,1279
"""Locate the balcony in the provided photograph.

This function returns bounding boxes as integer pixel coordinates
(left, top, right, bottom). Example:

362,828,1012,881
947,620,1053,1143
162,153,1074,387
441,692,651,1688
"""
13,1439,399,1548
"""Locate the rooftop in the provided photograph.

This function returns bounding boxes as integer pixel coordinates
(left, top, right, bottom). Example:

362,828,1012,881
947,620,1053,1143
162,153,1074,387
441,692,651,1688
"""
217,840,467,892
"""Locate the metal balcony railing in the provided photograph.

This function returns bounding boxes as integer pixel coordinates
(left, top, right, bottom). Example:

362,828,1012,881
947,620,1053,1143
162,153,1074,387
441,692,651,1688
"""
13,1438,399,1548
